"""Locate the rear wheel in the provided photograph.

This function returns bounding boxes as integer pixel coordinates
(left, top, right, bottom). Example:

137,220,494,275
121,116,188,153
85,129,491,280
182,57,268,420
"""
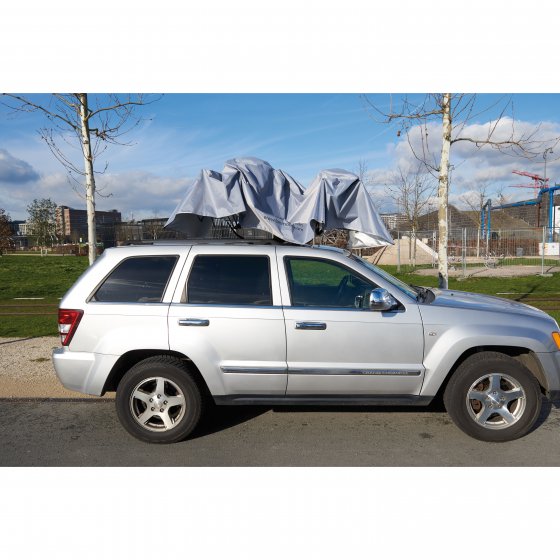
443,352,542,442
116,356,203,444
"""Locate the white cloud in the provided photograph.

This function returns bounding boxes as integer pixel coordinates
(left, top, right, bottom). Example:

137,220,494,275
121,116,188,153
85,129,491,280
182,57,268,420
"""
381,115,560,208
0,167,192,221
94,172,192,220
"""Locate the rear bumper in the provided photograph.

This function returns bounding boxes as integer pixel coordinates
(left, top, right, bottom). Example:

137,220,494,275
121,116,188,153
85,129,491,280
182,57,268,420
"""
52,347,119,396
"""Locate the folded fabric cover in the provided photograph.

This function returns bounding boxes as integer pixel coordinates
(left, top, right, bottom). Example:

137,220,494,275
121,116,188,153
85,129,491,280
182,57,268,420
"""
165,157,393,248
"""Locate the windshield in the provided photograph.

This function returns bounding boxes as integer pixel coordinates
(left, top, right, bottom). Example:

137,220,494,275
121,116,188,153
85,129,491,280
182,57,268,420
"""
349,254,419,300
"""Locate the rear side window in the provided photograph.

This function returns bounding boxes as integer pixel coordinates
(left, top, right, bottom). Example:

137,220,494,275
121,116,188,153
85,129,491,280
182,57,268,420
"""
187,255,272,306
93,256,178,303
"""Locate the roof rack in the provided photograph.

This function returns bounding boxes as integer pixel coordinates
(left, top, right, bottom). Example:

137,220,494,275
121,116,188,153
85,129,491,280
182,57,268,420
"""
119,238,293,247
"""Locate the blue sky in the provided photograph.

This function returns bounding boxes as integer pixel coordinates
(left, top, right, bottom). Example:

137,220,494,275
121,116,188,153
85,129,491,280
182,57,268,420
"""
2,93,560,221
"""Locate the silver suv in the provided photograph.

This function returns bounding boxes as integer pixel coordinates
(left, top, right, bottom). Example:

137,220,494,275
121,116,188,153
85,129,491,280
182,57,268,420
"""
53,241,560,443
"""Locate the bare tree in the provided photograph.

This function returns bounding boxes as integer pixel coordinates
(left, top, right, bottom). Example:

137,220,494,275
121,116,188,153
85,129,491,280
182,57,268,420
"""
494,184,511,206
142,216,165,241
386,165,436,268
459,182,491,258
0,208,13,255
354,158,387,210
355,159,370,185
363,94,554,288
1,93,158,264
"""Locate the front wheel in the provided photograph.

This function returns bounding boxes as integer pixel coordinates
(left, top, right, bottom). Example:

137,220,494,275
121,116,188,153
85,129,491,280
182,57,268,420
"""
443,352,542,442
116,356,203,444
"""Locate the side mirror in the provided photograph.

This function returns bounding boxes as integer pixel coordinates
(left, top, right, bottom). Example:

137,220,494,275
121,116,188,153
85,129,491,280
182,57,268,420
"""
367,288,397,312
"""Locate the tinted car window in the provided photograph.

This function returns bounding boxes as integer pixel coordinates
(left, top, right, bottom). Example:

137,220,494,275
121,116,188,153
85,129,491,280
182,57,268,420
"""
285,257,375,308
93,256,178,303
187,255,272,306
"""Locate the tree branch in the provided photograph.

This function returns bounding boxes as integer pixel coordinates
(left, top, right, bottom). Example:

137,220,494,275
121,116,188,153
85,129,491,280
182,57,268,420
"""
87,94,160,120
2,93,79,131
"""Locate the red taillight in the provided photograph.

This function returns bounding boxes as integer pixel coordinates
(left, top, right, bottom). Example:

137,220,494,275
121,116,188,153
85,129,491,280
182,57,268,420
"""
58,309,83,346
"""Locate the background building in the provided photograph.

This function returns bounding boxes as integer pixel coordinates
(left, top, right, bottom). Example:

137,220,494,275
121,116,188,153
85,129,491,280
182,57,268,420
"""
56,206,122,247
380,213,408,231
8,220,27,249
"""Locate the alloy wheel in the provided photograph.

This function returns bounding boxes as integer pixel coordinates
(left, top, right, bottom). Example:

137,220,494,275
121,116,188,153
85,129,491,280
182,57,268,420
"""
466,372,526,430
129,376,186,432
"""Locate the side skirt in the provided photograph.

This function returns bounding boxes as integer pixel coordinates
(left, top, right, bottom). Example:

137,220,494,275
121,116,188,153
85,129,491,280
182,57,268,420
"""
213,395,434,407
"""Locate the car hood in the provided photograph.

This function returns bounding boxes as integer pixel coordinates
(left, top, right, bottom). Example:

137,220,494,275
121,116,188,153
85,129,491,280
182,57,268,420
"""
428,289,548,319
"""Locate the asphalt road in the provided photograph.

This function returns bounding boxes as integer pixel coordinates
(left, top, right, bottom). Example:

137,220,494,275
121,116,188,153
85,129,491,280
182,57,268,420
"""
1,398,560,466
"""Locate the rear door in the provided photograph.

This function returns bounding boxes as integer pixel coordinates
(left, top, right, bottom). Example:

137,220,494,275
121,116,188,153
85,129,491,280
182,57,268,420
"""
168,246,287,397
70,250,183,357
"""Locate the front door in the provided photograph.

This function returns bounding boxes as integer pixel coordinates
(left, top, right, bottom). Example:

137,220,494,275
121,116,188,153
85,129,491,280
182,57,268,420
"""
277,252,425,396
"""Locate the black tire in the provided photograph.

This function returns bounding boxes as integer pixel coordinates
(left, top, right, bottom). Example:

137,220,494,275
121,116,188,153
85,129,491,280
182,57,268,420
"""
116,356,203,444
443,351,542,442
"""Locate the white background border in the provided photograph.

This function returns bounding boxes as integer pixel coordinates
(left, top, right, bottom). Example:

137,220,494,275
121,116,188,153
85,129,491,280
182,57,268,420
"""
1,1,557,557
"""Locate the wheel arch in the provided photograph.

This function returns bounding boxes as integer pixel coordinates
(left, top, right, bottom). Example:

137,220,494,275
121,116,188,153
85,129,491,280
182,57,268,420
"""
433,345,548,400
102,349,211,398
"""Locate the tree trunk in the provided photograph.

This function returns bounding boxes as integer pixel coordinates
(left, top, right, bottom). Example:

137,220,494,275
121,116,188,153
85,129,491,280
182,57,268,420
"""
437,93,452,289
411,225,417,269
78,93,97,265
476,228,480,259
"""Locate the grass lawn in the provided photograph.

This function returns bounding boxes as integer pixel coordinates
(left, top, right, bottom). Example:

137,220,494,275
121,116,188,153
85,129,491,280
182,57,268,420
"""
384,266,560,324
0,254,559,338
0,255,89,337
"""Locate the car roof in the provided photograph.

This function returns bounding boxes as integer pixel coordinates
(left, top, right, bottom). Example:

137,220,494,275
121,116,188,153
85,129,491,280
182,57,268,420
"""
100,241,358,266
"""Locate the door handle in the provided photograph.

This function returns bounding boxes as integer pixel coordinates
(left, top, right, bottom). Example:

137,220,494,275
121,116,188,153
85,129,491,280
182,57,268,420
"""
178,318,210,327
295,322,326,330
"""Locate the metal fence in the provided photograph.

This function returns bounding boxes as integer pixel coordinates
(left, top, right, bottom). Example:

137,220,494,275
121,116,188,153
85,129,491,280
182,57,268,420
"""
12,220,560,278
386,227,560,276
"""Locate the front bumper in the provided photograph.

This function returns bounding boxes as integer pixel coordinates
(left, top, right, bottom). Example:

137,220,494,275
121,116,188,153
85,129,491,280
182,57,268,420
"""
536,351,560,403
52,347,119,396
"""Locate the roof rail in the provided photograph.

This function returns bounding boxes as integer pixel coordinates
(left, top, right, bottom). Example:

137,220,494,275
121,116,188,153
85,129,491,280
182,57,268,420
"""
310,244,351,256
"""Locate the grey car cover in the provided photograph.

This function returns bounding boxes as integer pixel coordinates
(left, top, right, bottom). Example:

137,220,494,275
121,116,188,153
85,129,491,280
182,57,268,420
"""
165,157,393,247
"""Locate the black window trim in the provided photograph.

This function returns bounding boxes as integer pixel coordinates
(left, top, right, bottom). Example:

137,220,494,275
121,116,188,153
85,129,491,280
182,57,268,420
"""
184,253,273,307
87,254,180,304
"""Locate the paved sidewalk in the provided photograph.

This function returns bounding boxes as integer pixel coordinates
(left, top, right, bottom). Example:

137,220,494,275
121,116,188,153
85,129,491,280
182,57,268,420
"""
413,264,560,278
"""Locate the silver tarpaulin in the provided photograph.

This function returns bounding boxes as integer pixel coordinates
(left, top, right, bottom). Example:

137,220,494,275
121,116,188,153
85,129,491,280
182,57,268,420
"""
165,157,393,247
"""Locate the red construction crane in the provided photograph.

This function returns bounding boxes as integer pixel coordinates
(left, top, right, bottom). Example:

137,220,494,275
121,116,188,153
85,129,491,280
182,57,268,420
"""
508,170,549,197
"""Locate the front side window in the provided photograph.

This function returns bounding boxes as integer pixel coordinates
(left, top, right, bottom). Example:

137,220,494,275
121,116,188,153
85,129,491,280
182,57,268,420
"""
285,257,376,308
349,254,418,300
92,256,178,303
187,255,272,306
